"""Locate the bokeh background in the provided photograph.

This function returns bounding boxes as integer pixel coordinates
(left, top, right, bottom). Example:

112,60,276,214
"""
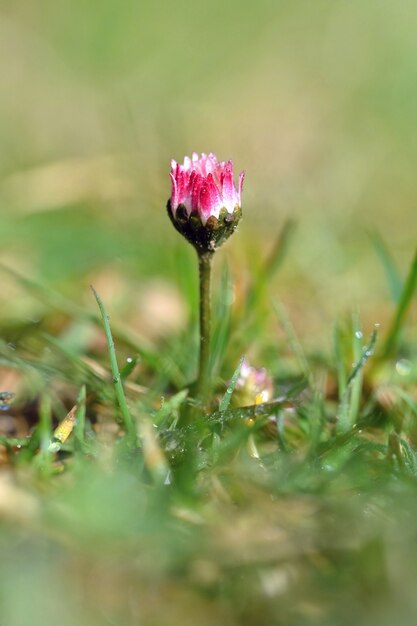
1,3,417,626
1,0,417,342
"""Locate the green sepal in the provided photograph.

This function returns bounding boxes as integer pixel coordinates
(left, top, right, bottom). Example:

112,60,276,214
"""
167,201,242,252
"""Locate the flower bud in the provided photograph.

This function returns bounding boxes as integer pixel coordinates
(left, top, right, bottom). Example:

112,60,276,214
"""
232,358,273,408
167,152,244,252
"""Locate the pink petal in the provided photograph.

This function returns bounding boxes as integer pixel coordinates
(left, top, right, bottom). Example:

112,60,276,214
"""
200,173,222,220
199,153,208,176
221,162,235,211
191,173,203,212
238,171,245,203
188,170,196,194
175,169,182,202
170,172,178,209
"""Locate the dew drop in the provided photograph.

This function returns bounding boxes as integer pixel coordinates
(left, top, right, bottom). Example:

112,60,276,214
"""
355,330,363,339
396,359,412,376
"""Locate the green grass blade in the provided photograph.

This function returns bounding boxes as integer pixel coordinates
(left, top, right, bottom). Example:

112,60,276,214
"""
334,323,347,399
346,326,378,387
273,301,313,385
210,261,233,375
383,247,417,358
245,219,296,314
400,437,417,476
219,355,245,413
91,286,136,446
337,326,378,433
35,392,54,473
348,314,364,425
264,219,297,281
152,389,189,427
370,230,403,302
120,356,139,380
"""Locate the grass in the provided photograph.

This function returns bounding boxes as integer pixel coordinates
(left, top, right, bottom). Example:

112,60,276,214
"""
1,1,417,623
1,230,417,626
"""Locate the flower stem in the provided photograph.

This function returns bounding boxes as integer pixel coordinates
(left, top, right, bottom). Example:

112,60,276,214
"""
195,250,214,409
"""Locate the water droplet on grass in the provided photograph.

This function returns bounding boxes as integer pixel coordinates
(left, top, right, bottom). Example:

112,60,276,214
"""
355,330,363,339
396,359,412,376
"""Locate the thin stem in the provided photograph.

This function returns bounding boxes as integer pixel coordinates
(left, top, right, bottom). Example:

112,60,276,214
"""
195,250,214,409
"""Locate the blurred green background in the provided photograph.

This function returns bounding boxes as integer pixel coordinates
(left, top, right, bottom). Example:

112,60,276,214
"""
1,3,417,626
1,0,417,337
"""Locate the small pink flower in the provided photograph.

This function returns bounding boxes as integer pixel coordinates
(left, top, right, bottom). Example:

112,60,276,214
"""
234,358,273,406
170,152,245,225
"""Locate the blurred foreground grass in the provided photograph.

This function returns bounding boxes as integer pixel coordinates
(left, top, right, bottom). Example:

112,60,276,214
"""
1,1,417,625
1,222,417,625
